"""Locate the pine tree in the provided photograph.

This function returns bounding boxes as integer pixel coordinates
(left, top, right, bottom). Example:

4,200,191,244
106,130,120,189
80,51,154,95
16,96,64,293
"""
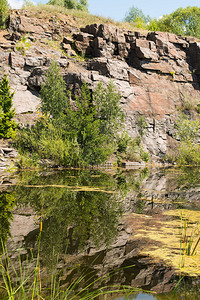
0,75,17,139
40,61,68,119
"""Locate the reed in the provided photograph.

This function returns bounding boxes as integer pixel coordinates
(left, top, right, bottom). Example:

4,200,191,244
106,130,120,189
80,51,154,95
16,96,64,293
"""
0,237,141,299
179,212,200,268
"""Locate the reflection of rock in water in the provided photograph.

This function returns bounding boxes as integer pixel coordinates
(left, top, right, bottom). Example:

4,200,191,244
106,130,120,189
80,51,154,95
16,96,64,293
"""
8,207,39,255
55,220,177,294
124,168,200,215
2,168,200,295
4,204,177,294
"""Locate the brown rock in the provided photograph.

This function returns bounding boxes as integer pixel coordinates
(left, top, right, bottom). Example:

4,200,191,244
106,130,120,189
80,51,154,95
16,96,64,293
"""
18,16,44,34
92,36,104,49
80,23,99,36
25,56,45,68
135,39,151,48
63,36,74,45
0,52,9,64
128,70,141,85
74,40,91,55
0,42,15,50
97,24,126,44
188,42,200,75
13,89,40,114
135,47,159,60
118,43,129,57
107,59,129,80
62,43,77,56
28,67,47,89
10,52,25,68
140,61,171,73
125,32,136,43
76,32,94,43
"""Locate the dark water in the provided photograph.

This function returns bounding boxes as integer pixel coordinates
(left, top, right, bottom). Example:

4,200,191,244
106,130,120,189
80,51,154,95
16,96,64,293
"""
1,167,200,298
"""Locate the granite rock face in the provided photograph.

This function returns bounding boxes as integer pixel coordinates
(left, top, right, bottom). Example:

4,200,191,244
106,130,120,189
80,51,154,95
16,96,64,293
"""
1,10,200,160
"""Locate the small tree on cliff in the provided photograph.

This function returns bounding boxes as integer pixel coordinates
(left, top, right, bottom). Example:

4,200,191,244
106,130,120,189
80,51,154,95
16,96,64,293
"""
0,75,17,139
40,61,68,119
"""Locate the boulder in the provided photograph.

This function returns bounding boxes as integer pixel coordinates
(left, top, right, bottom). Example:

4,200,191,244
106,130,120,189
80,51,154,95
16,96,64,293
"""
140,61,172,73
10,52,25,68
63,36,74,45
13,88,40,114
28,67,47,89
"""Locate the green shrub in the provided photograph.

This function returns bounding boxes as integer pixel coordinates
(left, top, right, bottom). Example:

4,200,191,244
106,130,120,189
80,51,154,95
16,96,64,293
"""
16,35,31,56
176,113,200,166
17,153,39,169
177,142,200,166
196,103,200,114
176,113,200,143
140,150,150,162
125,137,149,163
15,61,125,167
0,75,17,139
117,131,130,153
0,0,9,28
137,115,147,137
0,192,15,246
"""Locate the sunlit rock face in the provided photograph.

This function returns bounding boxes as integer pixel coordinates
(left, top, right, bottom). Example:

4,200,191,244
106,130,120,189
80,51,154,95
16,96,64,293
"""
1,10,200,160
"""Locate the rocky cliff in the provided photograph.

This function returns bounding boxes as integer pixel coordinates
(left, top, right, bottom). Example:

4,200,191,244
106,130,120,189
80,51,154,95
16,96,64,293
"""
1,9,200,161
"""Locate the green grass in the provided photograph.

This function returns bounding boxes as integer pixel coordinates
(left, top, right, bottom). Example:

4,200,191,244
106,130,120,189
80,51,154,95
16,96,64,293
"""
19,3,146,32
0,234,143,299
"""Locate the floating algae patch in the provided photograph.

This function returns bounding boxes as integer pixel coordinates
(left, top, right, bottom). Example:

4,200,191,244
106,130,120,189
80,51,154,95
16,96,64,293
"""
19,185,116,193
136,197,177,205
125,209,200,276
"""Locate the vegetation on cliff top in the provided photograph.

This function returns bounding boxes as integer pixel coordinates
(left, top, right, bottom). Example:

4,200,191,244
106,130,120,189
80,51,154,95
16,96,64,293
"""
125,5,200,39
1,0,200,39
48,0,88,11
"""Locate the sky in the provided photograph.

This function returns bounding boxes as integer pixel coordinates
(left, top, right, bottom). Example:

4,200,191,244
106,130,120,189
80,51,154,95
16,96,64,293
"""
88,0,200,21
8,0,200,21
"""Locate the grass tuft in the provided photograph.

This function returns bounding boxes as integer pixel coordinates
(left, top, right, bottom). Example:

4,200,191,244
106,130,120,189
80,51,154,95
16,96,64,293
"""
179,213,200,268
0,237,144,299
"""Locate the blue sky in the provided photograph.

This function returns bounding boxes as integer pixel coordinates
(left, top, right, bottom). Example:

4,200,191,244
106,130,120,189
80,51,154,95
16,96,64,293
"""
87,0,200,21
9,0,200,21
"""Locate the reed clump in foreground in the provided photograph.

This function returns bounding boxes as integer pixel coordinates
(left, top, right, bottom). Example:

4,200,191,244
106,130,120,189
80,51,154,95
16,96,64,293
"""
0,233,142,299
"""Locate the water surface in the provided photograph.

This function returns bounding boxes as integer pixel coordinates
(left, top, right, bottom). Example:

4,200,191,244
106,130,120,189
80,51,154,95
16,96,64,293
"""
1,167,200,298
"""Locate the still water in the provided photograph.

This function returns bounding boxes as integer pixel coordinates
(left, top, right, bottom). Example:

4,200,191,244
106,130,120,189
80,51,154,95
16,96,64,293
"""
0,167,200,298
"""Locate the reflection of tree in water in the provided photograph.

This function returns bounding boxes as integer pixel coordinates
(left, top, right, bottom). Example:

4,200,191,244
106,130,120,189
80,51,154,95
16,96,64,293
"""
15,170,124,265
16,169,117,190
176,167,200,189
0,191,15,249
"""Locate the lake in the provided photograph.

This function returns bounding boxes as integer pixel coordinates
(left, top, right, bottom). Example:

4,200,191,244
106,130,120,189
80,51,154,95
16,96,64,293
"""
0,166,200,299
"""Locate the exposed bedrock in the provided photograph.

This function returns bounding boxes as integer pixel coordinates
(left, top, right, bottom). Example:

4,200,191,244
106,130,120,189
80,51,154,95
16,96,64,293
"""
1,10,200,160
